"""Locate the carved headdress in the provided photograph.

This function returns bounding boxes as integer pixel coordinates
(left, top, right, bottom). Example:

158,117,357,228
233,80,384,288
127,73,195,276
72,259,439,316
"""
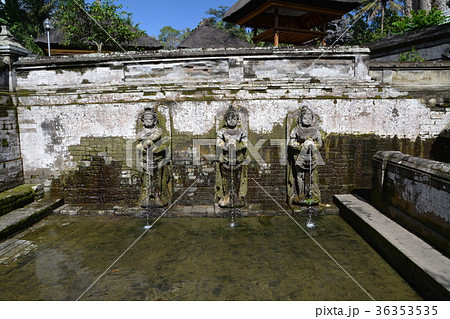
142,107,159,126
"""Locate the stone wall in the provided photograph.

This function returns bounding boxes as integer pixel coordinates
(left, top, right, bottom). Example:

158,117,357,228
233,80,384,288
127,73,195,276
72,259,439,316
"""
372,151,450,256
12,47,450,209
0,95,24,192
369,23,450,62
369,61,450,109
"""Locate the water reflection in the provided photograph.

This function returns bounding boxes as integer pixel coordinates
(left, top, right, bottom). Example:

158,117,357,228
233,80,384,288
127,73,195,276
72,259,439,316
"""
0,215,422,301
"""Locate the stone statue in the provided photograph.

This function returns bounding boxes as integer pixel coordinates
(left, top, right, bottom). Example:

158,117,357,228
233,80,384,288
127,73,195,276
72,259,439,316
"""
288,106,322,205
216,106,248,208
136,107,171,208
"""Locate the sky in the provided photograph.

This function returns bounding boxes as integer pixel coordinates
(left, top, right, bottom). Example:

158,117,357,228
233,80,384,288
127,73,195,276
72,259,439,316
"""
114,0,238,37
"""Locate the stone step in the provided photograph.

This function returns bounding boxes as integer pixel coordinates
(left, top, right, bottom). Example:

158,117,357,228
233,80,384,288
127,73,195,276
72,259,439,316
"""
0,197,64,240
0,184,43,217
334,194,450,301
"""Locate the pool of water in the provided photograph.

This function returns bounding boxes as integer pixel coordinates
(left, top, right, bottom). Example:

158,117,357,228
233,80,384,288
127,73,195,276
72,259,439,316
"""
0,214,422,301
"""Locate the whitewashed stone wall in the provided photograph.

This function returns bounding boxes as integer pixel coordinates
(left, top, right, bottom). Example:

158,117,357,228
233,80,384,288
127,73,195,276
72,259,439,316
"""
12,47,450,193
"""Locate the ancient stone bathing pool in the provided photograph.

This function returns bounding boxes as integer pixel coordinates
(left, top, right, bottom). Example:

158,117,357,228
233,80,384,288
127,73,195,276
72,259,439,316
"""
0,214,421,301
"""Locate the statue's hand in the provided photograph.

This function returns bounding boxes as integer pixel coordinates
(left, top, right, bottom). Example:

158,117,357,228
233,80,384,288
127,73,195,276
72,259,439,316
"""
304,139,315,148
143,139,155,149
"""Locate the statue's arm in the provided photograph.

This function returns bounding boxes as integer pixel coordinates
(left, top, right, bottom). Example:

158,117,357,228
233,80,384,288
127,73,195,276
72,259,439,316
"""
237,131,248,150
289,129,301,149
216,130,226,150
316,132,323,148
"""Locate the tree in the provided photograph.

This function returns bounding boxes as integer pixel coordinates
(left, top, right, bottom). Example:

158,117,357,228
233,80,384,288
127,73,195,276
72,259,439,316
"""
157,26,190,49
0,0,57,54
353,0,404,33
204,5,252,42
54,0,144,53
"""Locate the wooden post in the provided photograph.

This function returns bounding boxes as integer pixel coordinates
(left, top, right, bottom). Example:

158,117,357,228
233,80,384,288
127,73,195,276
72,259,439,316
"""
321,20,326,46
274,30,279,47
274,7,279,47
253,27,258,44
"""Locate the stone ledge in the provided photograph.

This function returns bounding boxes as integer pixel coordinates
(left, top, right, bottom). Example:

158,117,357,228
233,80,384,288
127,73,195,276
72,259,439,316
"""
0,197,64,240
334,194,450,300
0,184,43,217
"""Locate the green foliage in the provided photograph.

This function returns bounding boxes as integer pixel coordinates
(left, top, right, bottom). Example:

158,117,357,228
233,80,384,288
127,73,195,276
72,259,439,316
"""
349,1,448,45
54,0,145,53
157,5,252,49
349,7,403,45
398,46,426,62
0,0,57,54
204,5,252,43
391,8,448,34
157,25,190,49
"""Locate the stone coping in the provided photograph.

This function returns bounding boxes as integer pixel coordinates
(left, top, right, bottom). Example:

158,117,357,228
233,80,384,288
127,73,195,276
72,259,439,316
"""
15,46,370,67
372,151,450,178
0,184,43,217
369,60,450,69
368,23,450,52
334,194,450,300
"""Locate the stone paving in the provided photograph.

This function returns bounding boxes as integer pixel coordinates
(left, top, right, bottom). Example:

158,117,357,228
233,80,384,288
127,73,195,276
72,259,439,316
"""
0,239,36,264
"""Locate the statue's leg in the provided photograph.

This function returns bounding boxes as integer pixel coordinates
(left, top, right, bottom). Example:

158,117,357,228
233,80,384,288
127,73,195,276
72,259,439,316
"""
296,170,305,198
153,165,166,206
311,168,321,202
232,166,243,207
140,168,150,208
219,164,231,207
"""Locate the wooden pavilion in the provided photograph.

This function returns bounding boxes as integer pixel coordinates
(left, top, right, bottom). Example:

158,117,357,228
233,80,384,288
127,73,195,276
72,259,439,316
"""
223,0,361,46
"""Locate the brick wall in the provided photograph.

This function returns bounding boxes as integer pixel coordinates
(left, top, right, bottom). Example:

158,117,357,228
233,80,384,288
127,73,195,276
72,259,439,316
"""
0,96,23,192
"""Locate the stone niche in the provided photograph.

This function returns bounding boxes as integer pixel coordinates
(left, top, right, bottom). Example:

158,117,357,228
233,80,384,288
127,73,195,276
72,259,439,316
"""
372,151,450,256
214,105,249,215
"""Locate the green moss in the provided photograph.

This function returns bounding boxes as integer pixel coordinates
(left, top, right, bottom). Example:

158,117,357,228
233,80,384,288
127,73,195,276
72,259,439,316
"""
314,95,350,99
16,89,37,96
2,139,8,147
56,88,77,93
248,90,267,94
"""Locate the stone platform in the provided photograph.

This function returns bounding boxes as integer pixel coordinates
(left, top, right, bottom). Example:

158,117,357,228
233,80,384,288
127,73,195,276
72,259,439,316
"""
0,197,64,240
53,203,338,217
334,194,450,300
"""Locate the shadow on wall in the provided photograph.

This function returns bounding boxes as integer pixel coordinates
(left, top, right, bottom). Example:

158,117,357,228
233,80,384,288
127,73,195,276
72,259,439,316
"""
431,124,450,163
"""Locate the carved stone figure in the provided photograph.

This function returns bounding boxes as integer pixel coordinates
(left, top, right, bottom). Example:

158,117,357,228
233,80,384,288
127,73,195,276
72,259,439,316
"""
136,107,171,208
288,106,322,206
216,106,248,208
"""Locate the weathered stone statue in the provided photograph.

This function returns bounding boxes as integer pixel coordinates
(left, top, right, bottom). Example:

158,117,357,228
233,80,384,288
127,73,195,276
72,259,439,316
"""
136,107,171,208
216,106,248,208
288,106,322,206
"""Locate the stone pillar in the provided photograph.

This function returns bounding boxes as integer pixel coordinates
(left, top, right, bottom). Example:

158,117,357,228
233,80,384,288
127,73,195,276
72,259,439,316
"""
0,26,28,192
0,25,29,92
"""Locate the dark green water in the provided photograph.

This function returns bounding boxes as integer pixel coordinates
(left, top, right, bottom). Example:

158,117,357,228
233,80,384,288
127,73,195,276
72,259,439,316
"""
0,214,422,301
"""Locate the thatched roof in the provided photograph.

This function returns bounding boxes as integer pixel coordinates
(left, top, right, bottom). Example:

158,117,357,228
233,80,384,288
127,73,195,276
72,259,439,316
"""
178,23,252,49
223,0,361,25
34,28,162,50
